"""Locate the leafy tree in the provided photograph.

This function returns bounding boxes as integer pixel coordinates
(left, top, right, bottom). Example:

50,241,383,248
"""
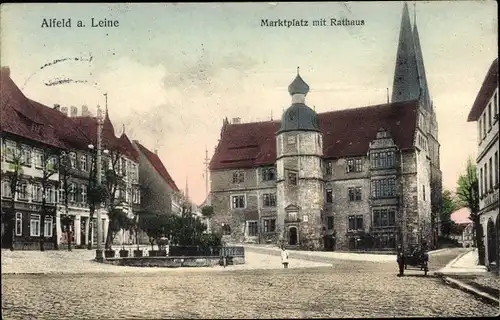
58,151,73,251
38,148,59,251
106,208,129,250
439,190,460,237
201,205,215,219
1,143,25,251
103,150,128,250
137,212,167,250
456,158,485,265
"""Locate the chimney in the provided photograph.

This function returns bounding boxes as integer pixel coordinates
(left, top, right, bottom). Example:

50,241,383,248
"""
61,106,68,116
1,66,10,77
81,105,90,116
70,106,78,117
53,104,60,111
232,117,241,124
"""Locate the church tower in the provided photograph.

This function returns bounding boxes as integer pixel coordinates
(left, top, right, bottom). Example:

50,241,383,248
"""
391,2,442,248
275,68,324,250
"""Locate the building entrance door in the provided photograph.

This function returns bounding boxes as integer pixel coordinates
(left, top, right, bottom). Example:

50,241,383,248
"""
289,227,298,245
487,219,497,266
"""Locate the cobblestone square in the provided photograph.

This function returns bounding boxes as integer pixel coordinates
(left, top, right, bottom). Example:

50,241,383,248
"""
1,248,498,319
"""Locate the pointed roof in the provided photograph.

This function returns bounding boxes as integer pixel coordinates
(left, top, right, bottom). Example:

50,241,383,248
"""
413,22,432,110
288,67,310,96
135,142,180,192
391,2,421,105
467,58,499,122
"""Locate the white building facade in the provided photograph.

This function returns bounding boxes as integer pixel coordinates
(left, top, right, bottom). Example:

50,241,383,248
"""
468,58,499,272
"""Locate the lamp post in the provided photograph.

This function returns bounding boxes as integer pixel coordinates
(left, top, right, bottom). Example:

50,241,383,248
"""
88,104,107,261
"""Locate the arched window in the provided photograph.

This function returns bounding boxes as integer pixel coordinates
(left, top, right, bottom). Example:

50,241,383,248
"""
222,224,231,235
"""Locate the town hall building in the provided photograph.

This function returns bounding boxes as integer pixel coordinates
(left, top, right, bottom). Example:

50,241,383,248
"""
209,3,442,251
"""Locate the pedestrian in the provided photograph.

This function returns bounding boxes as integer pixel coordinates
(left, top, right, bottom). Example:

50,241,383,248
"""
281,246,289,269
396,244,405,276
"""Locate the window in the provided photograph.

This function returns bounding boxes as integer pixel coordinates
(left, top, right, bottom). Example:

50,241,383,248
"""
489,157,493,191
21,147,32,166
80,155,88,171
326,189,333,203
263,219,276,232
373,209,396,227
287,171,298,185
81,184,87,204
121,158,127,176
30,214,41,237
44,216,53,238
495,152,498,187
326,161,333,175
482,113,487,138
348,215,363,231
222,224,231,235
15,212,22,236
1,181,12,198
34,151,43,168
231,195,245,209
247,221,258,237
18,183,29,200
287,136,296,144
262,193,276,207
232,171,244,183
133,188,140,204
69,152,77,169
45,186,55,203
494,92,498,121
59,187,66,204
371,178,396,198
371,151,395,169
261,167,276,181
480,168,483,197
348,187,362,201
327,216,334,230
346,159,362,173
479,119,483,143
69,183,77,203
488,103,492,129
4,144,16,162
131,164,138,182
484,163,488,195
423,185,426,201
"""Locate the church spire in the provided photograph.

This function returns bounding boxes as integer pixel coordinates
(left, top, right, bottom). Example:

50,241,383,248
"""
391,2,420,104
413,5,432,110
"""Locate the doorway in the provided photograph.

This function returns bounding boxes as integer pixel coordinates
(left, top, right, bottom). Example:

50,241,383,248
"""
289,227,298,245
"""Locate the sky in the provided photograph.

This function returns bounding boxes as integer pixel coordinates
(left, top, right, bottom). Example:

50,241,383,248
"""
1,2,498,205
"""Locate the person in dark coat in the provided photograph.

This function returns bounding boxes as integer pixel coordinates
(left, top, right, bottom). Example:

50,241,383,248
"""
396,244,405,276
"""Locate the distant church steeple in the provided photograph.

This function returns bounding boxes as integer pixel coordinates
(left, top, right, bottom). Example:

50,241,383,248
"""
391,2,431,110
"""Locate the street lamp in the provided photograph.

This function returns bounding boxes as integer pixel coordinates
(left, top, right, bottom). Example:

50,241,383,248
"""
87,104,109,261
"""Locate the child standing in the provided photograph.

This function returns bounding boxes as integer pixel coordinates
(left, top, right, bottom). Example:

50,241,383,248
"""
281,246,289,269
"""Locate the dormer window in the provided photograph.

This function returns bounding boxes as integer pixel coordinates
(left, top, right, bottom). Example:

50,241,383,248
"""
31,123,41,133
232,171,244,183
261,167,276,181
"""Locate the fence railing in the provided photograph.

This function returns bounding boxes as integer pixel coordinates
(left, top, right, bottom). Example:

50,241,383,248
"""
168,246,245,257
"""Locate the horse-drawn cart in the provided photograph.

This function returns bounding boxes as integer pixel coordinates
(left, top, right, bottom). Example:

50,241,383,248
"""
397,245,429,276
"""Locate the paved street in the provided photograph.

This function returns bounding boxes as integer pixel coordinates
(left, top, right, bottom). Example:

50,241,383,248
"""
1,248,498,319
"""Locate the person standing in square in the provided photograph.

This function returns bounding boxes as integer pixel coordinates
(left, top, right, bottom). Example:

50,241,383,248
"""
281,246,289,269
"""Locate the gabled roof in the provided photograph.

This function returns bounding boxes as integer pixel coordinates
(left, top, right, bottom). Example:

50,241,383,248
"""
1,66,139,162
467,58,499,122
135,142,180,192
210,100,419,171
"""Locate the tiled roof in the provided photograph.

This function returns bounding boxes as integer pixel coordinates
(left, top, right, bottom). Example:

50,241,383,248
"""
1,66,139,162
135,142,180,192
210,100,419,171
467,58,499,122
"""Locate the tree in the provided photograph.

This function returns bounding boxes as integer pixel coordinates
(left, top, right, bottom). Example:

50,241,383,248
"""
103,150,128,250
105,208,129,250
201,205,215,219
439,190,459,238
137,212,166,250
58,151,74,251
38,148,59,251
456,158,485,265
85,152,108,250
1,142,25,251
